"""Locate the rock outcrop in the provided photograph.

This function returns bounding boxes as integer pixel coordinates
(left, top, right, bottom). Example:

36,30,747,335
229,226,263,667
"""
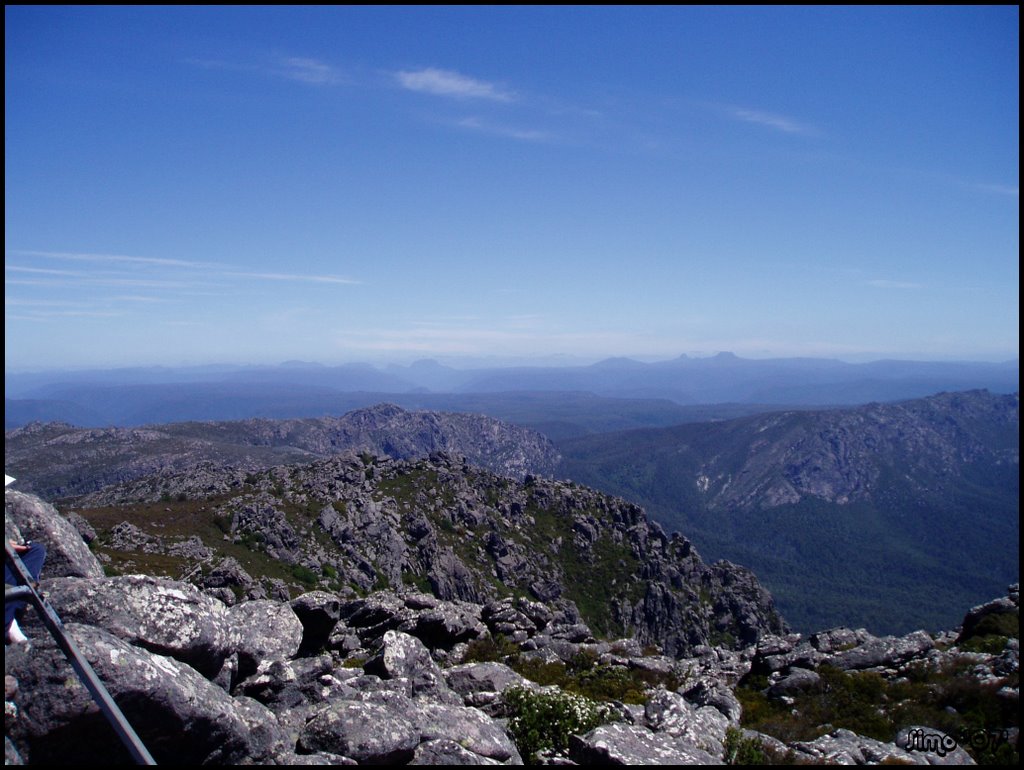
5,482,1018,766
61,451,788,657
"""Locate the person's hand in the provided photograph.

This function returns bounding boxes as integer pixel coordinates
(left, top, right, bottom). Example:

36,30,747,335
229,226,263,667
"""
9,540,30,554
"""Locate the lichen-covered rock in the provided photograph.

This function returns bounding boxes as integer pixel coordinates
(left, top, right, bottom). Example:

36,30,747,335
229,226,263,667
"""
4,490,103,578
752,637,824,674
569,722,719,765
235,655,351,710
412,702,522,763
444,662,531,714
5,624,274,765
39,574,233,678
63,510,97,544
643,688,729,758
404,601,487,650
364,630,460,704
227,599,303,678
106,520,160,552
409,738,503,765
827,629,935,671
340,592,413,644
297,700,421,763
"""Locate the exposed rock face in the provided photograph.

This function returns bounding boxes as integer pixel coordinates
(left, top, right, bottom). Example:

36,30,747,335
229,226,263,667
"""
4,490,103,578
363,630,461,704
66,452,786,657
5,624,278,765
5,403,562,500
826,629,935,671
569,722,719,765
37,575,236,679
227,600,304,679
297,700,421,763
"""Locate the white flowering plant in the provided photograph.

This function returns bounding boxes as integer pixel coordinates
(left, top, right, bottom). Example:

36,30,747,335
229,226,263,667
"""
503,685,613,763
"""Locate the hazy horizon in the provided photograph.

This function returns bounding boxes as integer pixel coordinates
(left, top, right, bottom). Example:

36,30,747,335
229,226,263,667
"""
5,350,1019,381
6,7,1019,372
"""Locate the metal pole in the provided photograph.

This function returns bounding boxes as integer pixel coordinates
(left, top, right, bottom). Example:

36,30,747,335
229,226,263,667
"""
5,541,157,765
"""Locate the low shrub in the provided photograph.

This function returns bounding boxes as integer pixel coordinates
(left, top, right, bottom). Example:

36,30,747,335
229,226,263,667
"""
503,685,609,763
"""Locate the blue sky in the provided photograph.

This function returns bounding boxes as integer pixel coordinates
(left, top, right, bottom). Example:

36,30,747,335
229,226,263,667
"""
5,6,1019,371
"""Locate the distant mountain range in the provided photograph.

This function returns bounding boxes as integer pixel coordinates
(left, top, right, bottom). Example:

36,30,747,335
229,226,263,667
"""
6,388,1018,637
6,353,1017,430
556,389,1019,635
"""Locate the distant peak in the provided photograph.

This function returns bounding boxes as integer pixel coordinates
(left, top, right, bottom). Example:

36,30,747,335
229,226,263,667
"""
712,351,740,361
590,356,642,369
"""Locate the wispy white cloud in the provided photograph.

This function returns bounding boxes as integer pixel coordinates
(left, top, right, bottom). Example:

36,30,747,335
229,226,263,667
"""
279,57,344,85
9,250,216,269
728,106,816,135
5,264,84,277
225,271,360,285
9,250,360,286
866,279,923,290
455,116,549,142
396,68,514,102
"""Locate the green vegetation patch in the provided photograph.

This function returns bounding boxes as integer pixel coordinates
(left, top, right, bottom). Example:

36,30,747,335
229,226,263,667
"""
504,685,610,764
76,494,322,598
738,661,1020,764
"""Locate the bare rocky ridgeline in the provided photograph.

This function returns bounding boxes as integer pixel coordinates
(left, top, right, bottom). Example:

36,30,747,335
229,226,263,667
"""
4,403,563,501
55,450,788,656
5,472,1020,764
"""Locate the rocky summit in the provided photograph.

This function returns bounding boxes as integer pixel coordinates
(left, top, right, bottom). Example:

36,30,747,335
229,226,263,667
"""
48,450,786,657
4,486,1019,765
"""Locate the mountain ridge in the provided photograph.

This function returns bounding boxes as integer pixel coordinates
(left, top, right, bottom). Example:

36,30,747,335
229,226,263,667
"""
4,404,561,501
58,450,787,657
556,389,1019,634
